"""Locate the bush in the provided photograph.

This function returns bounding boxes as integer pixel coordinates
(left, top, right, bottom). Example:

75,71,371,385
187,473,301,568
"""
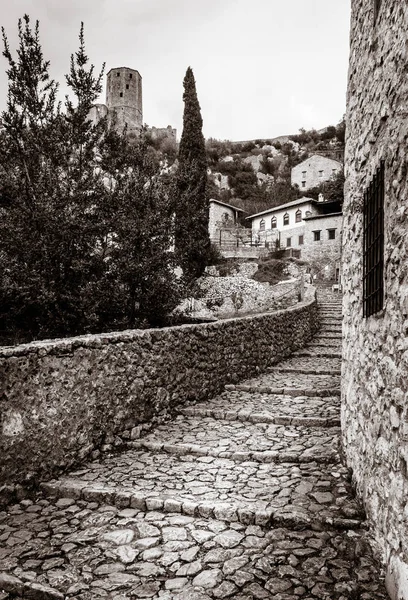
252,259,290,285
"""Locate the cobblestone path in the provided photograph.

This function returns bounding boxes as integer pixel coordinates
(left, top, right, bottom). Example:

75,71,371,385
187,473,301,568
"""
0,293,389,599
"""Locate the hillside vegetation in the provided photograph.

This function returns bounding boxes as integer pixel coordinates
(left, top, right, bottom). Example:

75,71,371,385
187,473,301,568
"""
145,120,345,219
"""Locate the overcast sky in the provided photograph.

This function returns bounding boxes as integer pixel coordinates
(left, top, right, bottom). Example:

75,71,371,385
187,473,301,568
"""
0,0,351,141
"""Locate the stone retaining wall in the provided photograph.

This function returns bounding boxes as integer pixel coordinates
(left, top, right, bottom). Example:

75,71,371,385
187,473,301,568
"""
343,1,408,598
0,292,318,502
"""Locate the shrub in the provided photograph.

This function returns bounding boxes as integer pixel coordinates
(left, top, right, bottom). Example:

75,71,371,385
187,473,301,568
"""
252,259,290,285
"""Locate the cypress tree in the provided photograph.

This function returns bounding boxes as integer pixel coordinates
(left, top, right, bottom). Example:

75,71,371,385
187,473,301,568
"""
175,67,210,281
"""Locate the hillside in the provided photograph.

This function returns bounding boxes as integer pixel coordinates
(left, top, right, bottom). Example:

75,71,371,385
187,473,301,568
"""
145,119,346,218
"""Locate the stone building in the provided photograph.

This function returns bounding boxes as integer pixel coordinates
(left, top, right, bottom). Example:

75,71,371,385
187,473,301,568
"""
342,1,408,598
291,154,342,191
246,197,342,278
106,67,143,132
208,199,245,240
149,125,177,142
88,67,176,139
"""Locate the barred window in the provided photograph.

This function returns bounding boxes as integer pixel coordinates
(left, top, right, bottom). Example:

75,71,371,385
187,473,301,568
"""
363,161,385,317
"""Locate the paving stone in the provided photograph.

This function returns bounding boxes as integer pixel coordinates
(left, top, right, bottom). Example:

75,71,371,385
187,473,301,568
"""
193,568,223,588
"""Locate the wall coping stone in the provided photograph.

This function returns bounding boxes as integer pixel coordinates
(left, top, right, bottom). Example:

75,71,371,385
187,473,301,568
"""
0,294,316,359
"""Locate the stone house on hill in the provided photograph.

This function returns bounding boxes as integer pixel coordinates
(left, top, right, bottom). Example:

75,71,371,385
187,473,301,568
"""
208,199,245,240
291,154,342,191
343,1,408,598
246,197,342,279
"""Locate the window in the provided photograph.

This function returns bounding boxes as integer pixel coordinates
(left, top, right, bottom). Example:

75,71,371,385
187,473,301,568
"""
119,92,123,97
302,171,307,178
302,181,306,188
319,170,324,178
298,235,304,245
363,161,384,317
313,230,321,242
129,73,133,78
328,229,336,240
283,213,289,226
259,219,265,231
116,72,120,77
126,84,129,90
271,216,277,229
332,169,337,175
286,237,291,248
295,209,302,223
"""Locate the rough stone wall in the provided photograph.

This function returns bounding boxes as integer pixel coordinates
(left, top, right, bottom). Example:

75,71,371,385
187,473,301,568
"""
280,224,306,250
301,214,342,278
88,103,108,127
291,155,342,191
0,295,318,499
149,126,177,141
209,202,237,239
343,1,408,598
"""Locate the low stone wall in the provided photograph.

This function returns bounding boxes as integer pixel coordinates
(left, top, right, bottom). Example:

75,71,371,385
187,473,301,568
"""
0,292,318,501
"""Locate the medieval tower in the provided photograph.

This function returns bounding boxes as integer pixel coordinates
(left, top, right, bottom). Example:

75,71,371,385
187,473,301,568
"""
106,67,143,132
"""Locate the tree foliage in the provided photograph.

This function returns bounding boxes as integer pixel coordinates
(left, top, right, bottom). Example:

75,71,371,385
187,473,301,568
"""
306,170,345,204
175,67,210,281
0,16,181,344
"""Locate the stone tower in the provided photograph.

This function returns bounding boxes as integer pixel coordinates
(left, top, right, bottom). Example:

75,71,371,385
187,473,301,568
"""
106,67,143,133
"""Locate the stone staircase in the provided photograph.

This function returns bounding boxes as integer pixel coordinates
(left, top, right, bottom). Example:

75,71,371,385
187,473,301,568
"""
0,291,389,600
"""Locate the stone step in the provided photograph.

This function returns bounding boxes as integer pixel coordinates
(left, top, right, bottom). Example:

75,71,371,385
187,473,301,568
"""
0,496,388,600
268,366,341,376
314,333,342,340
320,320,342,326
193,388,340,423
292,350,342,359
179,406,340,428
126,416,341,464
319,316,342,321
270,356,341,373
40,450,364,530
237,372,340,392
307,345,341,352
319,330,342,336
227,383,340,396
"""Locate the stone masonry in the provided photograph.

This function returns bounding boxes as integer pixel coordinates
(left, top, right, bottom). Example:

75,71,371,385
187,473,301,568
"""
343,1,408,598
0,290,388,599
291,155,342,192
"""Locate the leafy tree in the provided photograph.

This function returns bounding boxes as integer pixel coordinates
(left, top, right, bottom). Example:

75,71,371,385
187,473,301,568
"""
336,117,346,144
0,17,109,342
98,128,182,327
306,170,345,204
0,16,181,343
174,67,210,281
